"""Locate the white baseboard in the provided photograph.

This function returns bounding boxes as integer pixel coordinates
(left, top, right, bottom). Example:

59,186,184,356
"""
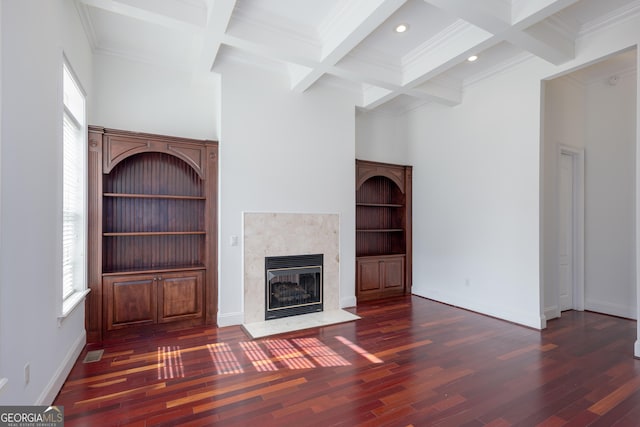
585,299,637,320
37,331,85,405
413,287,544,329
217,311,244,327
340,295,357,308
544,306,560,322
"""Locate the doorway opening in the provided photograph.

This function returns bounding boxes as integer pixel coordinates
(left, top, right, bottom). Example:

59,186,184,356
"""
557,146,584,316
542,47,637,323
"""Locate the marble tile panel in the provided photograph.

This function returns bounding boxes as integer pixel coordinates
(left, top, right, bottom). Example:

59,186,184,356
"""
243,212,340,325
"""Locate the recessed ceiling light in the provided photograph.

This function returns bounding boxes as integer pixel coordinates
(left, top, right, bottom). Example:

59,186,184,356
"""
395,23,409,33
467,55,479,62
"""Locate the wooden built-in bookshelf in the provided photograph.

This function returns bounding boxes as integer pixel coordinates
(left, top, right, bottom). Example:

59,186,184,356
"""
86,127,218,342
355,160,412,301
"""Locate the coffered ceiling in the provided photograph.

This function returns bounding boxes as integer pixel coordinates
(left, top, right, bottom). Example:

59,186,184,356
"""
76,0,640,113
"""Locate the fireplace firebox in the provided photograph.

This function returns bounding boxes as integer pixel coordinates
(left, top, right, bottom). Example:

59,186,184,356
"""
265,254,323,320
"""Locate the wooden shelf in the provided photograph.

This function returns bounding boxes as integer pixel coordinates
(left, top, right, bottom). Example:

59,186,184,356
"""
104,193,205,200
103,231,206,237
103,265,206,276
356,229,404,233
356,203,404,208
357,253,406,259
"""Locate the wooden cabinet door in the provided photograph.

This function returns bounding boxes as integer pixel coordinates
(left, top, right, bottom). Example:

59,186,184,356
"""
357,258,382,297
104,274,157,330
382,255,405,294
357,255,406,301
158,271,204,323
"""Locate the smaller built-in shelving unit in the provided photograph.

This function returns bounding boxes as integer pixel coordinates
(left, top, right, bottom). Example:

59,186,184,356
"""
355,159,412,301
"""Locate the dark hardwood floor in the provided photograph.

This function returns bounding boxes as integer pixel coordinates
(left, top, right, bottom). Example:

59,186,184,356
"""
55,296,640,426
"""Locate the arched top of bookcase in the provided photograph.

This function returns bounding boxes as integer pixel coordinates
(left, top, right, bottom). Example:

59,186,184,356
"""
90,126,215,179
355,160,406,192
103,151,205,197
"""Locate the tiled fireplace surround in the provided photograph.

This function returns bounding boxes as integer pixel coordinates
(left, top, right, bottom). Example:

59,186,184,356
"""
242,212,358,338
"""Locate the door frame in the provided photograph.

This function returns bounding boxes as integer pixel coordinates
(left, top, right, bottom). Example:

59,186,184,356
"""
556,145,585,316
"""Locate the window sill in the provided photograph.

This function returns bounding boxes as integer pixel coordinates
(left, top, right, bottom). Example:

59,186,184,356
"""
59,289,91,323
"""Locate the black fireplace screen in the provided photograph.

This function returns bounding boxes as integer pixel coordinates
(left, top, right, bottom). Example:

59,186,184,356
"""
265,254,323,320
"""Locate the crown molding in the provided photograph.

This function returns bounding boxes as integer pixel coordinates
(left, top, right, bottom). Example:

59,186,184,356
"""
579,0,640,38
314,74,363,97
545,15,579,41
423,74,462,93
93,46,195,73
212,46,289,76
346,48,403,75
463,51,534,88
175,0,208,9
74,0,98,51
402,20,473,69
372,96,431,116
317,0,366,44
231,2,322,52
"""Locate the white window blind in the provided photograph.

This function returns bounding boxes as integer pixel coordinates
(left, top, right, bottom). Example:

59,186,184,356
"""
62,62,86,310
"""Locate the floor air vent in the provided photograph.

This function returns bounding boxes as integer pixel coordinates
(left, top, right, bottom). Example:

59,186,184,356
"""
83,349,104,363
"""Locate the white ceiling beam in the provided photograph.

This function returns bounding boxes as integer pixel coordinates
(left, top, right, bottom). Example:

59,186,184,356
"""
221,34,319,69
510,21,574,65
423,0,511,33
424,0,576,65
402,23,496,87
199,0,236,72
362,85,394,108
507,0,580,65
362,81,462,110
362,88,402,110
291,0,407,93
320,65,409,109
217,32,405,97
351,22,493,109
79,0,201,32
350,70,461,109
511,0,581,27
328,63,405,91
290,65,329,93
321,0,408,62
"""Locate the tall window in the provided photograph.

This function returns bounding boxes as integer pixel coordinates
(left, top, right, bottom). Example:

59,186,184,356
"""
62,61,87,313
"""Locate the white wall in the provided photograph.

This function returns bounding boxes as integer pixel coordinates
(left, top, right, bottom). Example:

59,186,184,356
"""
406,58,552,329
0,0,92,404
584,70,637,319
92,54,218,140
356,110,408,164
217,63,357,325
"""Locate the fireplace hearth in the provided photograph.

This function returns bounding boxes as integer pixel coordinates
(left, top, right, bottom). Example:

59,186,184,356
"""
265,254,323,320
